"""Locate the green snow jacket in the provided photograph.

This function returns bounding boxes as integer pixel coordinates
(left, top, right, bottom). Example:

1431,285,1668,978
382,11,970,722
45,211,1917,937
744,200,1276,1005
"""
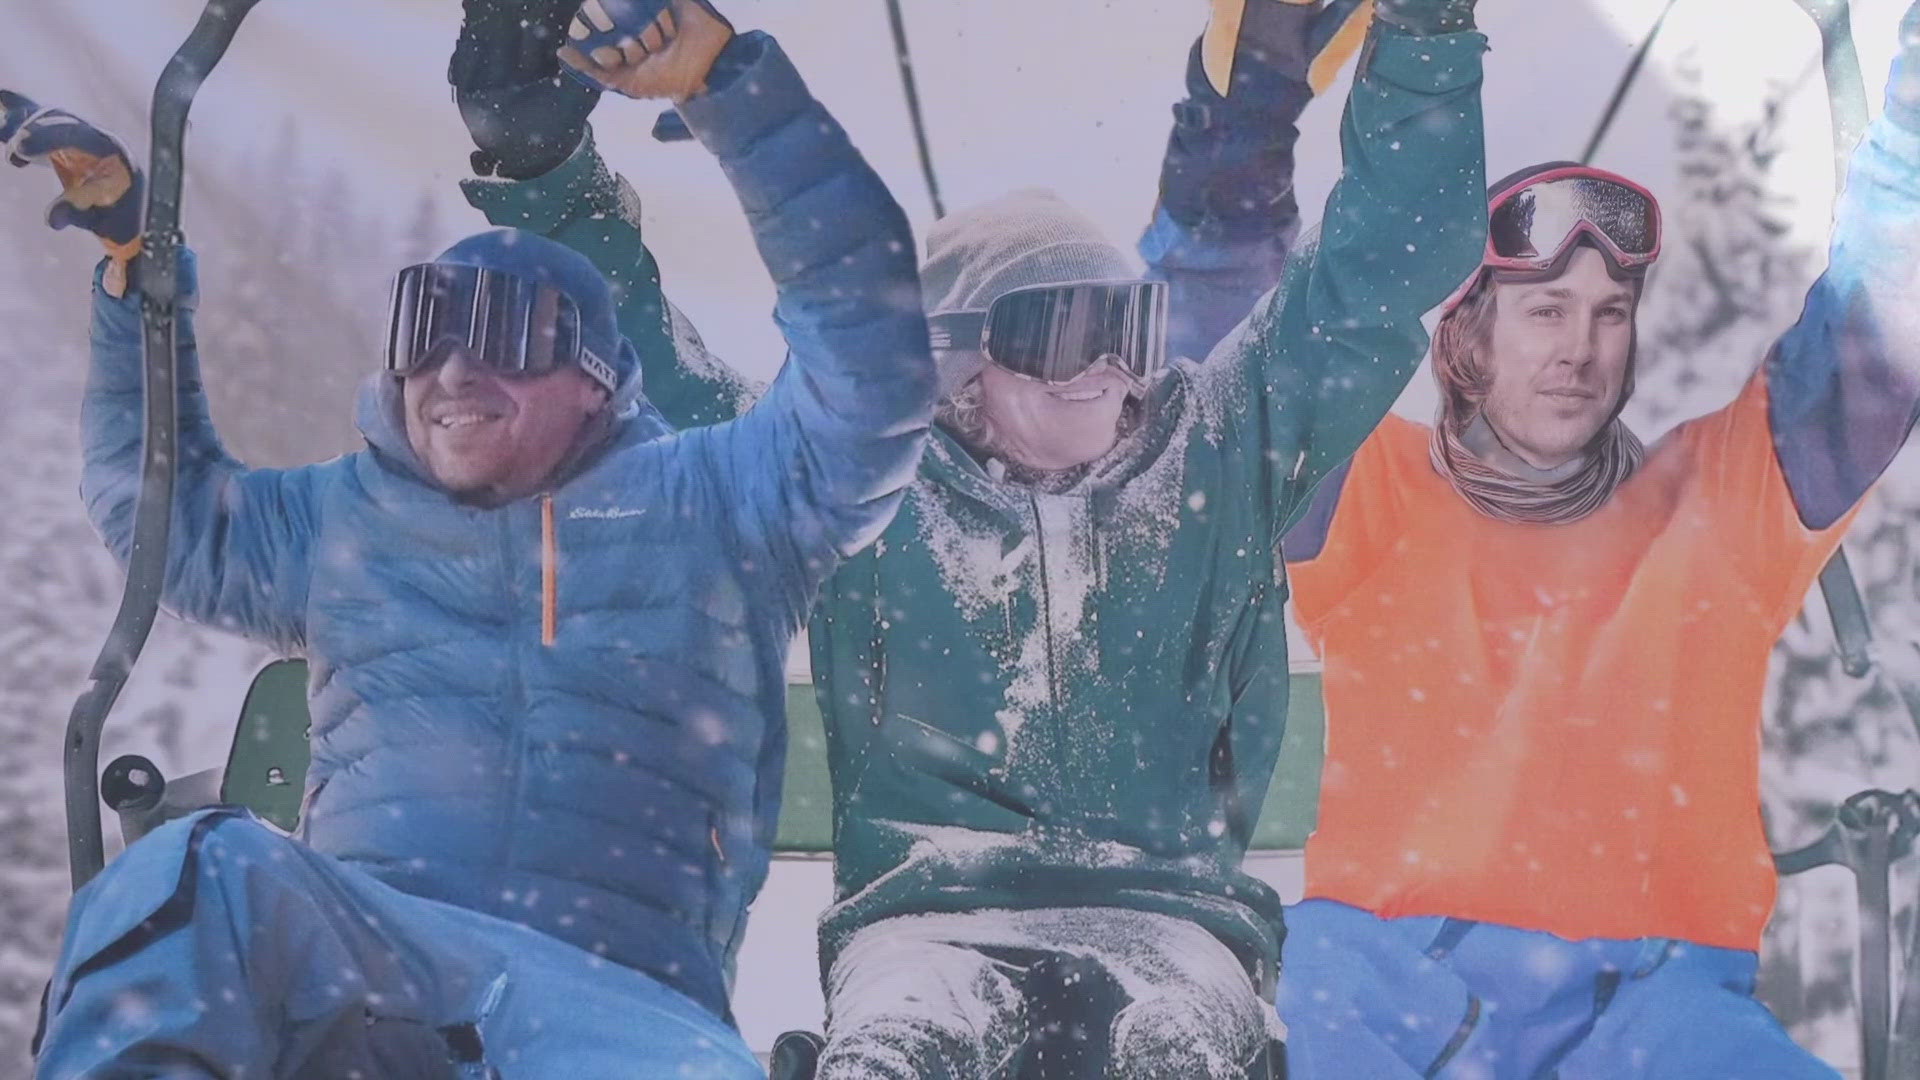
470,22,1487,992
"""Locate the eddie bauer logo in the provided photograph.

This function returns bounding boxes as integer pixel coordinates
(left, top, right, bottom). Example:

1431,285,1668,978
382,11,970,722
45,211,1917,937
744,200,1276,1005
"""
569,507,647,520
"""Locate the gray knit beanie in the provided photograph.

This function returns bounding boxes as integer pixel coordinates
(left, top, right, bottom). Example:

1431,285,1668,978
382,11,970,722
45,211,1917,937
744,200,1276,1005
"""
921,188,1137,397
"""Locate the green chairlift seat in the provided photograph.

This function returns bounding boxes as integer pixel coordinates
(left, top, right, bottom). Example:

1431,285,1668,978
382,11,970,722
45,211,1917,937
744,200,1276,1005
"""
218,659,1327,853
157,658,1920,1075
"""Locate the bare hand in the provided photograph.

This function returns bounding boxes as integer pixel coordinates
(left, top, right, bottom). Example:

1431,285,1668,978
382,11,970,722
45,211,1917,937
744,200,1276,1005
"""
558,0,734,103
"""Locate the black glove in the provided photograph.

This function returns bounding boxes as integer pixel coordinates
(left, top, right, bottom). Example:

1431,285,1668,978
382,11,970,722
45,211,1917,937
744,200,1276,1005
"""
1373,0,1477,36
449,0,601,179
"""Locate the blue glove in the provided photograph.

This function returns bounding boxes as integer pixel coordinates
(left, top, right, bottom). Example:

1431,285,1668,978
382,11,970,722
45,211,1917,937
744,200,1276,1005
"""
449,0,601,178
0,91,143,247
560,0,734,100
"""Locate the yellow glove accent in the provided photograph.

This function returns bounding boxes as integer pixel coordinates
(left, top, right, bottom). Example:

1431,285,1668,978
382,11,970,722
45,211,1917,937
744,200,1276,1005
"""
1204,0,1371,99
1308,0,1374,95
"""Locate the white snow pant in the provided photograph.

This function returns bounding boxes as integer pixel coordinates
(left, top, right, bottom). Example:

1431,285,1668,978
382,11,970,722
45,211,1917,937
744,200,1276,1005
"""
34,809,760,1080
817,907,1280,1079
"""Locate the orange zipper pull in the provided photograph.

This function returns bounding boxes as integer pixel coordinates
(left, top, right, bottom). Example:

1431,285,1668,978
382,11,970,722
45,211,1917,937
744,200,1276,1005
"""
541,494,557,646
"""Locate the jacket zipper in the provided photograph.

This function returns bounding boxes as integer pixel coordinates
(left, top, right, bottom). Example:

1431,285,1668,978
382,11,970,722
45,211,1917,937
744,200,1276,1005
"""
1029,491,1060,709
1029,491,1069,789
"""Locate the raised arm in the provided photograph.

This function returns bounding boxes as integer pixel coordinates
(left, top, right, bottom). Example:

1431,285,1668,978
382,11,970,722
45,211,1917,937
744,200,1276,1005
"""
680,32,933,566
81,251,323,654
0,95,321,651
1141,0,1371,363
1767,22,1920,527
449,0,756,428
1204,3,1487,538
563,8,933,578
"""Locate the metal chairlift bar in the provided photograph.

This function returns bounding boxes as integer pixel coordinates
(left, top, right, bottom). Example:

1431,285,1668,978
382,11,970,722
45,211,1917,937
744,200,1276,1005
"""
64,0,266,890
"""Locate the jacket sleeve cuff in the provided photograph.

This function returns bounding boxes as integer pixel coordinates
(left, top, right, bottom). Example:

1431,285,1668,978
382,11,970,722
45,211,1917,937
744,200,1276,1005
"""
103,245,199,311
673,32,804,167
1362,25,1488,96
459,125,634,235
92,248,200,393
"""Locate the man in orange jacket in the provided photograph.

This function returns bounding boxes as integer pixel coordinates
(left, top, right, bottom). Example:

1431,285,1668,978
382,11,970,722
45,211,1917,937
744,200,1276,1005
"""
1274,12,1920,1075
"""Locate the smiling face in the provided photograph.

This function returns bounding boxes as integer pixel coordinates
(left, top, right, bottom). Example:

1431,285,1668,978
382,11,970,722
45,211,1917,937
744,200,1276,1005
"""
1480,246,1638,470
973,356,1139,471
401,342,607,503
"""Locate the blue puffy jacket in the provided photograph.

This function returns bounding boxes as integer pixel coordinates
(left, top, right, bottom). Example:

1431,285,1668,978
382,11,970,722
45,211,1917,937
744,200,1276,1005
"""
77,33,934,1021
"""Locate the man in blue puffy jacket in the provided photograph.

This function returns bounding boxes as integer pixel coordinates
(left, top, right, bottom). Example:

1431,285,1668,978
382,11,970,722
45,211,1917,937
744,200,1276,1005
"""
12,2,934,1075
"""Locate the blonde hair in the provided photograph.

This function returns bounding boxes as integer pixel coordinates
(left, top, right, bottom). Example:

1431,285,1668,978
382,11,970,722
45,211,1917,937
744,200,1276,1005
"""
935,375,996,452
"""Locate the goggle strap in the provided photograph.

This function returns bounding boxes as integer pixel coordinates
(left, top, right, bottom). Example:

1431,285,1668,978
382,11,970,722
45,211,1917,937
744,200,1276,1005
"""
578,349,619,394
928,311,987,353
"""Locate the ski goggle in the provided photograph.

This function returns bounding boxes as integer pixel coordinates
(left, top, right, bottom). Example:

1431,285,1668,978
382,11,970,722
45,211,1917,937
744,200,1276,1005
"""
383,263,619,393
1485,166,1662,274
928,280,1169,385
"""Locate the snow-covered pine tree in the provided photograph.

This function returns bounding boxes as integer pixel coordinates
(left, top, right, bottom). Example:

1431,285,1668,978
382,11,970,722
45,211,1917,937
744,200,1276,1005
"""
1634,50,1920,1069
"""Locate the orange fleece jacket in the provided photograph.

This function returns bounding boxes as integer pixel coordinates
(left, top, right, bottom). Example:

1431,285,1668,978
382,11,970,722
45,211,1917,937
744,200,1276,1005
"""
1288,372,1855,950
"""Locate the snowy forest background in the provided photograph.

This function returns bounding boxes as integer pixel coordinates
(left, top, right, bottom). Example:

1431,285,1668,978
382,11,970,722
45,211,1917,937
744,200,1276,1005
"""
1,0,1918,1072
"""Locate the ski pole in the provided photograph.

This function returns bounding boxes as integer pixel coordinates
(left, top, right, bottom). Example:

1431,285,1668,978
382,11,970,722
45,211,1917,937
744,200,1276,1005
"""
882,0,944,219
1580,0,1684,165
64,0,265,891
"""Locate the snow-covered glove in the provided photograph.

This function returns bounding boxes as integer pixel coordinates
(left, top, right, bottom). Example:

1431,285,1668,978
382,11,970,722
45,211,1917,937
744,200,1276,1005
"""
558,0,735,103
1202,0,1375,97
1372,0,1477,36
1887,0,1920,132
0,91,143,295
450,0,602,178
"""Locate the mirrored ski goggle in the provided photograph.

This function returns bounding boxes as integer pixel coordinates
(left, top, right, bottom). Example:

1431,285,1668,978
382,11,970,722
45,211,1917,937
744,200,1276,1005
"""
384,263,618,393
1486,166,1662,273
928,280,1169,385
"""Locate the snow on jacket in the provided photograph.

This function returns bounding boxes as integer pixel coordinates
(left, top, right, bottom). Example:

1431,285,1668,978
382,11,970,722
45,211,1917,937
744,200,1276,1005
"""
476,23,1489,993
77,32,934,1021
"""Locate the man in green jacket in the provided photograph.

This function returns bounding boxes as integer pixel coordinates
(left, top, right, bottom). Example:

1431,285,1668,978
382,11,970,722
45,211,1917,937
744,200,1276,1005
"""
453,0,1485,1073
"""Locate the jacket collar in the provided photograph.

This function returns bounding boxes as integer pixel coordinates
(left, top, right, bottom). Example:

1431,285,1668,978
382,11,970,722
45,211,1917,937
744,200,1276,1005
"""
916,364,1193,534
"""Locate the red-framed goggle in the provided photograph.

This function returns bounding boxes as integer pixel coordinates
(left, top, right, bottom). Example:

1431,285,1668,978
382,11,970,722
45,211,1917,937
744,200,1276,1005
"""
1484,164,1662,274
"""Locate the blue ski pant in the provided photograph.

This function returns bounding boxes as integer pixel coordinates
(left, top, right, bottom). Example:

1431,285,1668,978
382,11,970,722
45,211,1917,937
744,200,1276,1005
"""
34,809,760,1080
1277,898,1838,1079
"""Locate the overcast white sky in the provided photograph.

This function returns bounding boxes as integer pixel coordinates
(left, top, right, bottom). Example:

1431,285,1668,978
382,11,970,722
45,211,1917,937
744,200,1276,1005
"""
3,0,1910,393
